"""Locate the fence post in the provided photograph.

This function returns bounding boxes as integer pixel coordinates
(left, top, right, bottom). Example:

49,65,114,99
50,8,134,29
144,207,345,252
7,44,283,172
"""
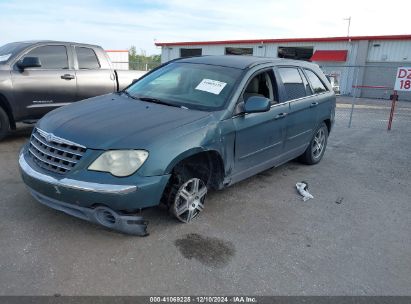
348,66,360,128
387,90,398,131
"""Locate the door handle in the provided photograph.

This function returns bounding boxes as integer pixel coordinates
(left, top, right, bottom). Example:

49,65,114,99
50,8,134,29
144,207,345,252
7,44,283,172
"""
274,112,288,120
61,74,75,80
310,101,319,108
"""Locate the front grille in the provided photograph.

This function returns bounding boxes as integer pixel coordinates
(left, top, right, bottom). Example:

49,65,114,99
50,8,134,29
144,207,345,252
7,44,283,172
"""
28,128,86,174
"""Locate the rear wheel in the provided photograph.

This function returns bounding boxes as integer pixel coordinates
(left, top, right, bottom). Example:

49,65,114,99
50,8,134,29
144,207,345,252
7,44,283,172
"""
0,107,10,141
300,122,328,165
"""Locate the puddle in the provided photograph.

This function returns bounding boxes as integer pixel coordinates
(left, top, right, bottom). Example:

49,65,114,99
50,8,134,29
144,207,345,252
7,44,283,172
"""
175,233,235,268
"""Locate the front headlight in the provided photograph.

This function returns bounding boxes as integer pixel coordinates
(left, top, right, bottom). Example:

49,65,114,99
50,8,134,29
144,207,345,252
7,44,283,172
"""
88,150,149,177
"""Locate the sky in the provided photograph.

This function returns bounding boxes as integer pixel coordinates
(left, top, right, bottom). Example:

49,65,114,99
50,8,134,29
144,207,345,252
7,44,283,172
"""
1,0,410,55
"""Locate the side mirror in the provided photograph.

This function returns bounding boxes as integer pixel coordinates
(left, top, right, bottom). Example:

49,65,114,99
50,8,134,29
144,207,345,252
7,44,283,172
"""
131,79,138,84
17,57,42,70
243,96,271,113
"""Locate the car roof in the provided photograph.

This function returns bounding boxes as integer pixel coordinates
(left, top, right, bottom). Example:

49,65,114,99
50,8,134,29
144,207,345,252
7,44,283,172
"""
11,40,101,48
176,55,318,70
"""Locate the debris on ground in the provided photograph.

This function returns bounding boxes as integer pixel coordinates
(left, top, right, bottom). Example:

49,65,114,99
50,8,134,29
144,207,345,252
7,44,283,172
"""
296,181,314,202
336,197,344,204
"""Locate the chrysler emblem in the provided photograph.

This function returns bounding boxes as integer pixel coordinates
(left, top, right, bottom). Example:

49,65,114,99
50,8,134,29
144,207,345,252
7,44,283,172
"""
53,185,61,194
46,134,53,142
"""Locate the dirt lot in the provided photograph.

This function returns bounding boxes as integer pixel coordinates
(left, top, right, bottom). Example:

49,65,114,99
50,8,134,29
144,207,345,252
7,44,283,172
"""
0,98,410,295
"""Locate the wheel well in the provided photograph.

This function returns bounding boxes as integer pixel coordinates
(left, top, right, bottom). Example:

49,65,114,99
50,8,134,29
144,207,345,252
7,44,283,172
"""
171,151,225,190
324,119,331,133
0,94,16,130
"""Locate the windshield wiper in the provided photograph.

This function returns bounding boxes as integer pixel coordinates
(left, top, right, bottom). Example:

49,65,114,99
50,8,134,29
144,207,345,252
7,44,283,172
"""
121,90,138,100
138,96,181,108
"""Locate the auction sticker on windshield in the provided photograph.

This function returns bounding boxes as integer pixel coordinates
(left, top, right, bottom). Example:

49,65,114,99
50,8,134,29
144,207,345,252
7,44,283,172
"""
195,79,227,95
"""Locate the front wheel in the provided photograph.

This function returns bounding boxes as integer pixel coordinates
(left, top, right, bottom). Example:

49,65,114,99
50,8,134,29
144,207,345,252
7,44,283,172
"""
172,177,207,223
165,166,208,223
0,107,10,141
300,122,329,165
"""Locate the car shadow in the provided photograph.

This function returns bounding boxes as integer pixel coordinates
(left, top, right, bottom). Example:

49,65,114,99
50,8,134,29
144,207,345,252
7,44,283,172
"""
1,124,34,143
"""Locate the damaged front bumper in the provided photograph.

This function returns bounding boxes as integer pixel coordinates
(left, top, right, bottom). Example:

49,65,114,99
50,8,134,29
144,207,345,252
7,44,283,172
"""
29,188,149,236
19,149,170,236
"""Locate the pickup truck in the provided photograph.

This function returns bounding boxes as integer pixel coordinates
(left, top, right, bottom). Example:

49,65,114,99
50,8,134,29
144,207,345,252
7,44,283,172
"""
0,40,145,140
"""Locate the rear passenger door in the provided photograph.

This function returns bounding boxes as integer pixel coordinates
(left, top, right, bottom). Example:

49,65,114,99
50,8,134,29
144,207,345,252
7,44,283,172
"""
277,66,318,156
303,68,330,124
73,46,116,100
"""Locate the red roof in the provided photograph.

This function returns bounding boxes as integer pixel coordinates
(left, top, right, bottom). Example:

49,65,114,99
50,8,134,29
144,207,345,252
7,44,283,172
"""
155,34,411,47
310,50,348,62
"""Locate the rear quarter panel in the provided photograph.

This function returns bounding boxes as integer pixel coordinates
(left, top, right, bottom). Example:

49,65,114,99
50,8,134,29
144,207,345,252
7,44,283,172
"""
308,65,336,131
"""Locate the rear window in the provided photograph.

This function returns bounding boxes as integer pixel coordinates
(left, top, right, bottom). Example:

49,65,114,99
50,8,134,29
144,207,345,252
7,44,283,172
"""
76,47,100,69
278,67,307,100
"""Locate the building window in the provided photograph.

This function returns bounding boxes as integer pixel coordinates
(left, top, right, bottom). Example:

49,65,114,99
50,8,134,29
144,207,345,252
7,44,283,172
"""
278,46,313,60
225,47,253,56
180,48,202,58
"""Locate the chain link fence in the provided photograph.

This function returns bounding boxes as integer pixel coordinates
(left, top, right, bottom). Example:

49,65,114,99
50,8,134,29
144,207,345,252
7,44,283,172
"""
323,65,411,131
111,60,160,71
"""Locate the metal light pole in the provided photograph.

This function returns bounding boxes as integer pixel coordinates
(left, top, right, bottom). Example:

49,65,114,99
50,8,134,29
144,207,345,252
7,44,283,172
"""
344,16,351,38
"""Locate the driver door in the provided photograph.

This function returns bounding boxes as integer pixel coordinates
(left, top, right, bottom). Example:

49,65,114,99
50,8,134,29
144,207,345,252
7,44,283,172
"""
11,44,76,119
231,69,289,182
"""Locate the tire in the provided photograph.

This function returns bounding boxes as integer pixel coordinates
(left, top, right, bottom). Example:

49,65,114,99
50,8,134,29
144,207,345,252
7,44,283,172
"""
165,165,208,223
300,122,329,165
0,107,10,141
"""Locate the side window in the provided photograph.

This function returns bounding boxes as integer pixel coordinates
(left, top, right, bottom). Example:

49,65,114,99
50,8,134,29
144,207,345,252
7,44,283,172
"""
76,47,100,69
23,45,68,69
243,70,278,104
277,67,307,101
304,69,328,94
299,69,313,95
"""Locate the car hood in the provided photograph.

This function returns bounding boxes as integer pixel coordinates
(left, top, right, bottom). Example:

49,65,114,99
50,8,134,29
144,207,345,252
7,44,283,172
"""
37,93,212,150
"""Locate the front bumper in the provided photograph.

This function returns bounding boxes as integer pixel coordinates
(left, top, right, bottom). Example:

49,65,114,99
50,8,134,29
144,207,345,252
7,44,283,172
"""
29,188,149,236
19,149,170,236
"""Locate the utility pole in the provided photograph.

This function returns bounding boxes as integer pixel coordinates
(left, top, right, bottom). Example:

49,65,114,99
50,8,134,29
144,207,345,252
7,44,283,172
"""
344,16,351,38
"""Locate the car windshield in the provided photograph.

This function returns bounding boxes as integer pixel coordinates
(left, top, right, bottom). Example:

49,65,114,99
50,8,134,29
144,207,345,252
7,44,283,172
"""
125,62,243,111
0,42,29,63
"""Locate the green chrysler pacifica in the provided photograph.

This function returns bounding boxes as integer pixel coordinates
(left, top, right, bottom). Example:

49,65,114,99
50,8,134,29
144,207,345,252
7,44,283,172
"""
19,55,335,236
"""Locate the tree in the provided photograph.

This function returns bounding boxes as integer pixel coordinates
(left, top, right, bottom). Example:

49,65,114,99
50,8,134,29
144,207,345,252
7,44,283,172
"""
128,46,161,71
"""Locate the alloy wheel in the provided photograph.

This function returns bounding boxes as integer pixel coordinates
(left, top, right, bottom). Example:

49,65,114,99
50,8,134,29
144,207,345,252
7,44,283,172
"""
312,127,326,159
173,178,207,223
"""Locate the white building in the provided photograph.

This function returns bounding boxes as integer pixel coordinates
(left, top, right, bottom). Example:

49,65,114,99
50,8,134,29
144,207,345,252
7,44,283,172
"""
156,35,411,100
105,50,129,70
